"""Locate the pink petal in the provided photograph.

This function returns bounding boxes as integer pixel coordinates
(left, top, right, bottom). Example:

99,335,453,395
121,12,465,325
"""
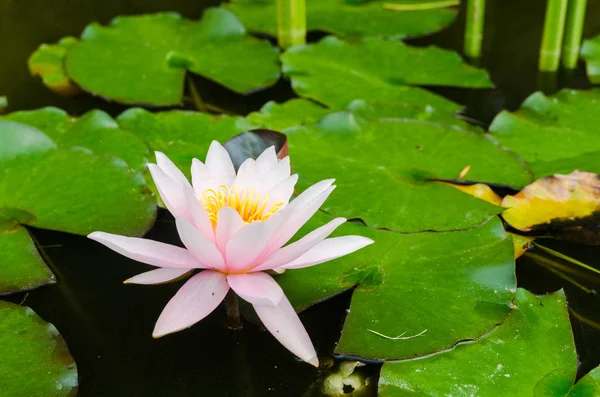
254,217,346,271
191,158,216,197
227,272,283,306
205,141,236,186
253,293,319,367
175,218,225,271
288,179,335,211
148,163,188,220
226,221,273,272
281,236,374,270
153,270,229,338
261,157,291,191
124,268,191,285
264,174,299,210
258,184,337,262
155,152,190,187
183,185,215,243
88,232,199,269
215,207,245,252
255,146,278,175
233,158,260,191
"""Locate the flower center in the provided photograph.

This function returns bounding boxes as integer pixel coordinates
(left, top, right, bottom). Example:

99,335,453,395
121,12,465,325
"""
200,184,284,227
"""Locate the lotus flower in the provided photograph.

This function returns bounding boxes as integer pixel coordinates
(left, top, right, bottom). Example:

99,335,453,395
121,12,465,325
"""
88,141,373,366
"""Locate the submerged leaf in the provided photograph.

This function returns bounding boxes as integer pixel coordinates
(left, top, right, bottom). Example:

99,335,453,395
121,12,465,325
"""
224,129,288,170
502,171,600,232
378,289,585,397
279,213,516,359
225,0,458,39
489,89,600,179
36,8,280,106
0,301,78,396
281,36,492,110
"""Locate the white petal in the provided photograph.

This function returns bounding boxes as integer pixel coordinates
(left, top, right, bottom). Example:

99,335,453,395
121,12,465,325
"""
255,146,278,175
264,174,298,210
148,163,188,220
205,141,236,186
233,158,260,192
175,218,225,271
261,157,291,192
226,221,273,272
124,268,191,285
153,270,229,338
215,207,245,252
155,151,190,187
191,158,216,197
253,293,318,367
227,272,283,306
255,217,346,271
281,236,374,270
88,232,199,269
287,179,335,211
183,185,215,242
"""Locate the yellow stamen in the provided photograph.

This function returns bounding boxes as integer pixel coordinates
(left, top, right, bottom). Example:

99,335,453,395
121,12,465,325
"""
200,184,284,227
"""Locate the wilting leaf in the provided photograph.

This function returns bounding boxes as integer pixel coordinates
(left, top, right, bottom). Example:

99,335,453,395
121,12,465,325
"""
0,116,155,293
502,171,600,232
285,112,530,232
0,301,77,396
279,213,516,359
377,289,599,397
281,36,492,109
39,8,280,106
224,0,458,39
28,37,80,96
442,182,503,206
489,89,600,179
581,34,600,85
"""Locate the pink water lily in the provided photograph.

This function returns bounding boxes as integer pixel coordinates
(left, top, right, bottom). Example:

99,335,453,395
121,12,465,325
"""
89,141,373,367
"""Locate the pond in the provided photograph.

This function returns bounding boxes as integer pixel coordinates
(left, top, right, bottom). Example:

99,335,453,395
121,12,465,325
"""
2,0,600,396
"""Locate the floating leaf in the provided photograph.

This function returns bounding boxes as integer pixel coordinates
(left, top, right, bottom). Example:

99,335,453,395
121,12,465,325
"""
246,99,331,131
285,112,530,232
28,37,80,96
0,117,155,293
0,226,54,295
489,89,600,179
116,108,253,177
279,213,516,359
377,289,599,397
0,301,77,396
582,34,600,84
442,182,503,206
43,8,280,106
225,0,458,39
281,36,492,109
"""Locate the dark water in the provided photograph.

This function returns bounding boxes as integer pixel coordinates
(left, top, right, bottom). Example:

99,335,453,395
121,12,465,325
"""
2,0,600,396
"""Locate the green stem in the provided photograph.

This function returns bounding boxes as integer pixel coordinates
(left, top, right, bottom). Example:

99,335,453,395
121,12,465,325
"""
276,0,306,49
225,290,242,330
539,0,569,71
562,0,587,69
383,0,459,11
533,242,600,276
464,0,486,59
525,252,597,295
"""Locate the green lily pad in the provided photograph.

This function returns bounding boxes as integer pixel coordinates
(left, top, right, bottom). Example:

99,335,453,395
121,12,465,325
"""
0,226,54,295
246,99,331,131
28,37,80,96
60,8,280,106
377,289,599,397
116,107,253,177
0,301,77,396
279,213,515,359
489,89,600,179
224,0,458,39
285,112,530,232
582,34,600,84
566,366,600,396
281,36,492,109
0,117,155,293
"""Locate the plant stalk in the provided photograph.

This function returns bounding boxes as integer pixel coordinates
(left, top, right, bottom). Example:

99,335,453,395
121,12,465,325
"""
464,0,486,59
539,0,569,71
276,0,306,49
225,290,242,329
562,0,588,69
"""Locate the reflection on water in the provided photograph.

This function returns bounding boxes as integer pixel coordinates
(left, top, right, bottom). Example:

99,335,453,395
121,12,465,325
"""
2,0,600,395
